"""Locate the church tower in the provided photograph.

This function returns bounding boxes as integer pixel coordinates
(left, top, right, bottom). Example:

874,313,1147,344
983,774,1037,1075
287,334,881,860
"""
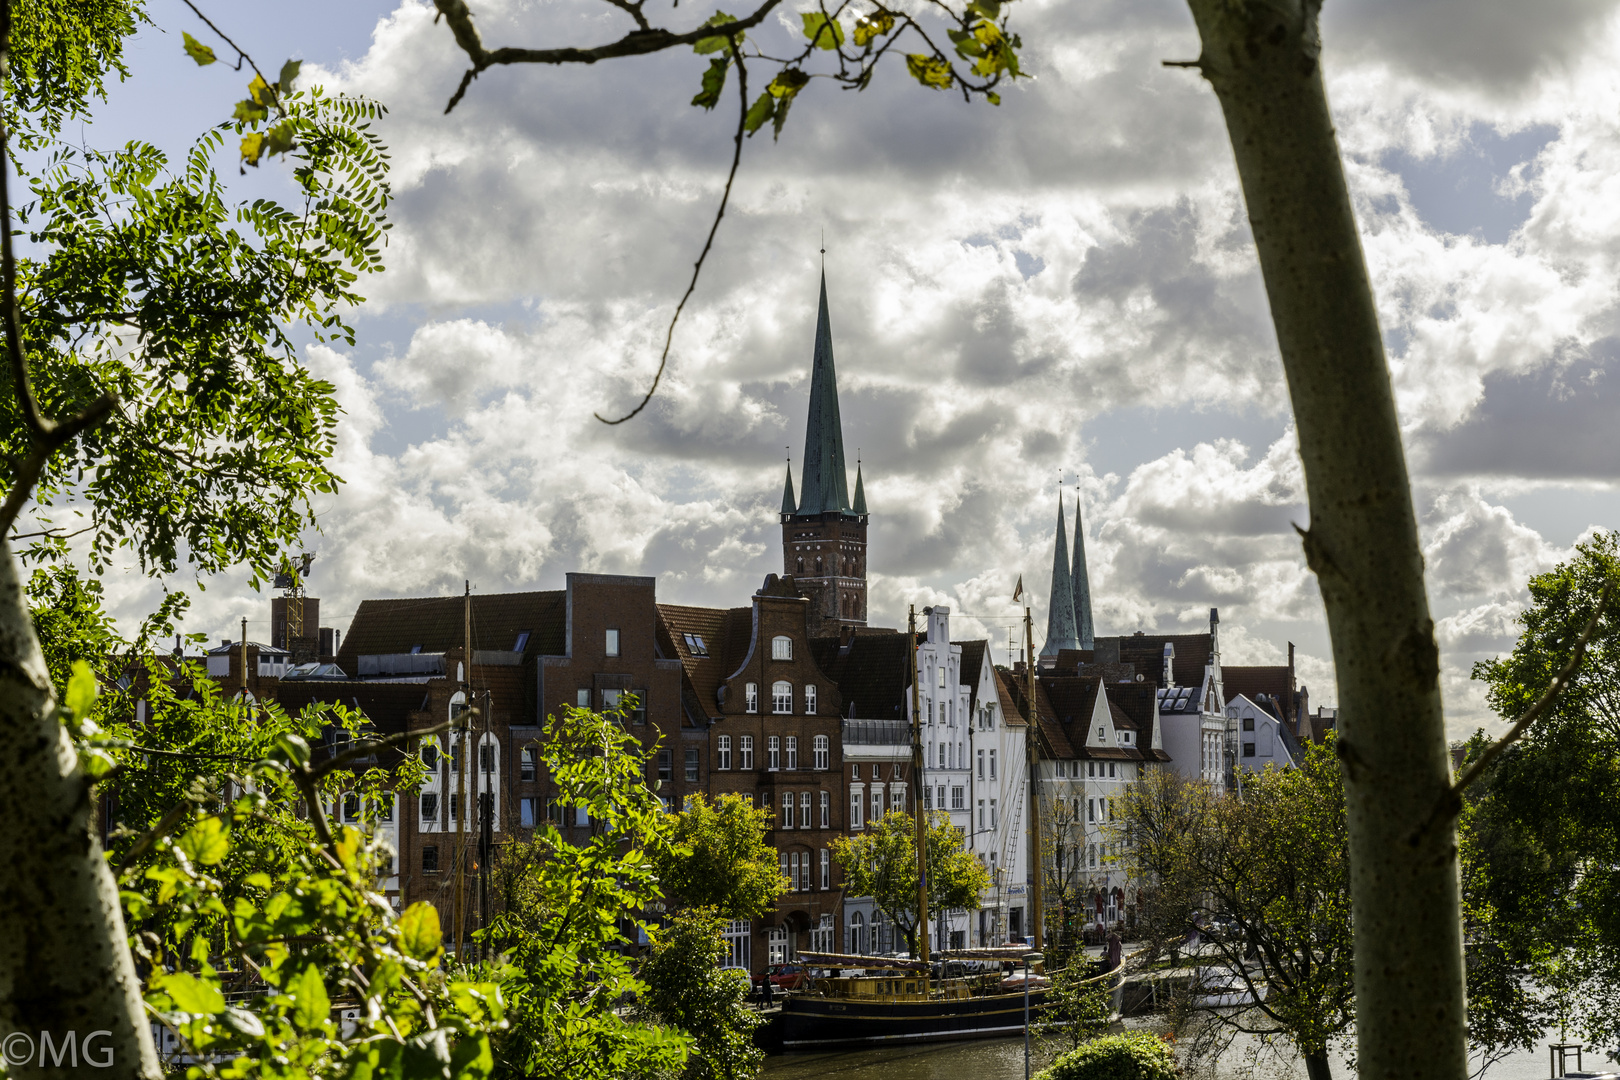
780,271,868,636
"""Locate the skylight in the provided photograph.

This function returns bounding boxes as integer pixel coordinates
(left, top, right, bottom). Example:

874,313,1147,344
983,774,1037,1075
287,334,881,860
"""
512,630,531,652
683,632,709,656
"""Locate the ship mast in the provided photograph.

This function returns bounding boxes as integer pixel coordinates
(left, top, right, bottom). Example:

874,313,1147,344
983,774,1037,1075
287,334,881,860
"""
1024,604,1044,952
909,605,930,970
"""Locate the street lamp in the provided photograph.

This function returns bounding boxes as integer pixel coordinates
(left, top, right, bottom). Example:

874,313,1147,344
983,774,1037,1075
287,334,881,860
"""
1023,950,1044,1080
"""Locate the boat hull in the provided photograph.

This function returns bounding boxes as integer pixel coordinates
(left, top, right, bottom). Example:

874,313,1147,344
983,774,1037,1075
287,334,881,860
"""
779,989,1050,1049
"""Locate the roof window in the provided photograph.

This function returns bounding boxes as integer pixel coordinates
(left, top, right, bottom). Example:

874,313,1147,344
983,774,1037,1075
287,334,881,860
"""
683,632,709,656
512,630,530,652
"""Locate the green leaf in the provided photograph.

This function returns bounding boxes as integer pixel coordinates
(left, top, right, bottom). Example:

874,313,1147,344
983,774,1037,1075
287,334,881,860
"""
160,972,225,1015
234,98,270,123
691,57,729,110
693,11,739,53
853,12,895,47
800,12,845,49
64,659,97,721
398,902,443,961
278,59,303,94
220,1007,265,1039
289,964,331,1030
767,69,810,98
272,733,311,767
264,121,296,158
177,816,230,865
79,745,118,780
986,90,1002,105
182,32,217,66
743,91,775,135
905,54,954,90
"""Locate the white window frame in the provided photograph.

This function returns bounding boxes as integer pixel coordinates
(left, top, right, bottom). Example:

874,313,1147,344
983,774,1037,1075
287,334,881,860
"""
813,734,829,770
820,790,830,828
850,784,864,829
799,791,811,829
739,735,754,770
606,628,620,657
781,791,794,829
717,735,732,770
722,920,751,969
786,736,799,770
772,635,793,660
745,683,758,713
805,684,817,715
768,736,781,771
772,681,793,714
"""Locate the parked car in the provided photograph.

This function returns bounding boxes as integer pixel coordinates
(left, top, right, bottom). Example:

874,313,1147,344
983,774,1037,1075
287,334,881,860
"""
753,963,808,990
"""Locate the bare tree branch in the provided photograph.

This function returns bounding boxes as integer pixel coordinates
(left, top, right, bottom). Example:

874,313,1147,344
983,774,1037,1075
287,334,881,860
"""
596,38,750,425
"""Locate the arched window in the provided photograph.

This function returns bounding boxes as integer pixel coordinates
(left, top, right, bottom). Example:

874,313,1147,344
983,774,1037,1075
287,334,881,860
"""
796,556,804,573
815,556,823,574
849,911,865,955
772,681,793,714
771,635,793,660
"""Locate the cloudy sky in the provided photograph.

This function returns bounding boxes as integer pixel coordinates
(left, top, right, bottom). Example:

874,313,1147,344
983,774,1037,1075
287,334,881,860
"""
78,0,1620,738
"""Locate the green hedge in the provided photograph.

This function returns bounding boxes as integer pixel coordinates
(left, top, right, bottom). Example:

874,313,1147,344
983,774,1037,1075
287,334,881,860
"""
1037,1032,1178,1080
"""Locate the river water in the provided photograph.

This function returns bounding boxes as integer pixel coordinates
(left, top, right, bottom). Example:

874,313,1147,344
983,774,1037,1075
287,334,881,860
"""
760,1022,1586,1080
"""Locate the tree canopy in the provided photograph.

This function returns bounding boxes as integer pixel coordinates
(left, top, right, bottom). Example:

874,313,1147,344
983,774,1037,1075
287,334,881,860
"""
832,809,989,957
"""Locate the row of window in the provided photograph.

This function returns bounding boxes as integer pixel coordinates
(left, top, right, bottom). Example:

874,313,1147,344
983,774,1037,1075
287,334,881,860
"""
778,790,831,830
1055,759,1126,779
1062,796,1115,824
848,784,907,829
741,680,818,715
780,849,832,891
923,785,967,811
714,734,830,771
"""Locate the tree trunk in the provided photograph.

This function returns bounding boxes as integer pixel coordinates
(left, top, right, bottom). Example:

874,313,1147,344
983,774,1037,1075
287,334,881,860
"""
1179,3,1467,1080
0,544,159,1078
1305,1051,1335,1080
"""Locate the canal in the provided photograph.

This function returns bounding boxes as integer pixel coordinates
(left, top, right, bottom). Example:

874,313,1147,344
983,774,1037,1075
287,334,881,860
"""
760,1023,1578,1080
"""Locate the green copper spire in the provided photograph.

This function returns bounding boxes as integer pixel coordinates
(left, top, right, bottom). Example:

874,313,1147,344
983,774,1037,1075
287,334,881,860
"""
1072,495,1095,650
852,461,867,516
1041,491,1081,658
780,462,797,515
797,271,852,515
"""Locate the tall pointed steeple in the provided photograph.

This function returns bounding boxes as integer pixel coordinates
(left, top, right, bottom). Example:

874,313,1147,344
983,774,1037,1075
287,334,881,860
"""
780,461,797,517
1041,491,1081,658
1071,496,1095,650
797,271,852,515
852,460,867,516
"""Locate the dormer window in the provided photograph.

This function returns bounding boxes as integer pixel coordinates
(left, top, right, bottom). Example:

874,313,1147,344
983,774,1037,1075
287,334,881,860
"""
683,633,709,656
772,635,793,660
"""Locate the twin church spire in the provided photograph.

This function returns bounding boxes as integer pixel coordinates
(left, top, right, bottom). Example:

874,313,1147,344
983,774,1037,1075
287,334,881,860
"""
1041,490,1096,657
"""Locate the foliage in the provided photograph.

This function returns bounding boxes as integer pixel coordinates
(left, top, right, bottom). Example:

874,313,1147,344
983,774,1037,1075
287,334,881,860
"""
653,792,786,920
1118,744,1353,1077
1035,1032,1178,1080
1033,942,1113,1051
1466,530,1620,1060
1041,794,1107,953
476,705,690,1080
2,0,144,151
832,809,990,956
126,810,505,1078
635,907,763,1080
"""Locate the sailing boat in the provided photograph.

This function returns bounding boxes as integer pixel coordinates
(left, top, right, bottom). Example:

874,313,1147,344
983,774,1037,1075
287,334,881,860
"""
776,603,1054,1050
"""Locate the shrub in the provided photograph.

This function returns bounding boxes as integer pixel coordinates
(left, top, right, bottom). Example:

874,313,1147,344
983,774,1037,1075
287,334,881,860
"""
1038,1032,1178,1080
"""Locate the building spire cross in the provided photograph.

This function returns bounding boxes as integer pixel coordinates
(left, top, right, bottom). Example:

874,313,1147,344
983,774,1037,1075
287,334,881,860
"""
1040,487,1081,659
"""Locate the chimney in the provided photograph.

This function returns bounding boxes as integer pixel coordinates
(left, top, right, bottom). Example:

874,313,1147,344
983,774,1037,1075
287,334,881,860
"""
1162,642,1176,690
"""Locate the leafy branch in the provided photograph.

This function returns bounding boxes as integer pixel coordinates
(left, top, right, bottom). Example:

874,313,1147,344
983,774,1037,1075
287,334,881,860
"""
430,0,1023,422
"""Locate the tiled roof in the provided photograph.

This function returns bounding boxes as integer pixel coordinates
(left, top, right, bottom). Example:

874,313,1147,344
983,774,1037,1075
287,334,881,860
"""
658,604,751,719
812,632,913,721
1223,666,1295,721
1002,668,1069,757
337,591,564,668
991,667,1028,729
1108,632,1212,690
1109,682,1159,734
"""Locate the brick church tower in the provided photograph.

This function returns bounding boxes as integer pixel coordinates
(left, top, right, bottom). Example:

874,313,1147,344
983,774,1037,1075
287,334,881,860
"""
780,270,868,637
